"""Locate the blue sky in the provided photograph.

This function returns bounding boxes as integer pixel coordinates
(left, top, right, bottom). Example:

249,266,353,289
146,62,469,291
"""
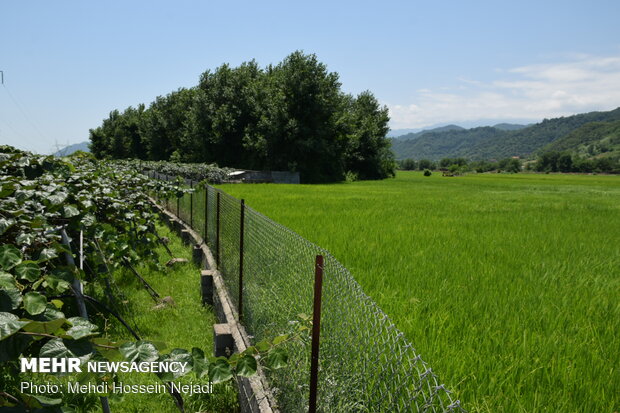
1,0,620,153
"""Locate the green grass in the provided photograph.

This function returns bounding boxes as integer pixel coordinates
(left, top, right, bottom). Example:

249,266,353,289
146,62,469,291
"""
99,222,239,413
218,171,620,412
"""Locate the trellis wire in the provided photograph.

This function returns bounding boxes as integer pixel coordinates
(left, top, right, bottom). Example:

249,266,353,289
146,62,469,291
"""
148,171,463,412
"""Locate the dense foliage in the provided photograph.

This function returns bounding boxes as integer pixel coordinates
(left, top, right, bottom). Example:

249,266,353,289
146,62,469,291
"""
89,52,395,183
397,157,522,174
391,107,620,161
534,151,620,173
0,148,290,411
540,120,620,159
127,160,233,183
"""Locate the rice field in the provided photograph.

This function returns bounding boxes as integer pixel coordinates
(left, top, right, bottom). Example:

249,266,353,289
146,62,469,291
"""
218,171,620,412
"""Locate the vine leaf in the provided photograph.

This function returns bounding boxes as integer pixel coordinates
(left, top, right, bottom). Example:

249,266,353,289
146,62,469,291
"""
191,347,209,378
63,205,80,218
65,317,100,340
0,312,28,341
119,340,159,363
22,318,67,336
0,288,22,311
23,292,47,315
0,217,15,236
0,245,22,270
265,347,288,370
236,354,258,377
39,338,92,364
157,348,193,381
0,272,16,289
14,261,41,282
209,358,233,383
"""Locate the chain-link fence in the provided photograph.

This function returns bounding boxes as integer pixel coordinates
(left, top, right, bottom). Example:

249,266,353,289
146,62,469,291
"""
147,171,463,412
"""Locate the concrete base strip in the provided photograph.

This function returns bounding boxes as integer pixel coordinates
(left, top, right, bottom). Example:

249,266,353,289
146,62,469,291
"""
150,198,278,413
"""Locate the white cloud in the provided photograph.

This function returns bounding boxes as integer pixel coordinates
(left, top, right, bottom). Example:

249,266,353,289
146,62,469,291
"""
387,54,620,128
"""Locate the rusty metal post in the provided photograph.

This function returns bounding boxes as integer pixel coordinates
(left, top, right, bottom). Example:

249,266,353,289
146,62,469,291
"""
204,185,209,244
216,191,221,268
238,199,245,320
309,255,324,413
190,180,194,228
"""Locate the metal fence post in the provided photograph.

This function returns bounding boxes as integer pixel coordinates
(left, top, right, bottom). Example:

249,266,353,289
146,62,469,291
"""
216,191,221,268
238,199,245,320
204,185,209,244
309,255,324,413
190,180,194,228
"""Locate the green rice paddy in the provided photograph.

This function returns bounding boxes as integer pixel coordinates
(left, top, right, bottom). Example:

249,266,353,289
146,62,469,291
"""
219,171,620,412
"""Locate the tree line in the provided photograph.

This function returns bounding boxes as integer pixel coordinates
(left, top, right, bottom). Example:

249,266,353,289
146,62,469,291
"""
398,152,619,174
89,51,395,183
397,157,522,174
534,152,619,173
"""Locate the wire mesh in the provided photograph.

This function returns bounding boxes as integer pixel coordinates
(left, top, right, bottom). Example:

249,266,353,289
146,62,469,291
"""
149,172,463,412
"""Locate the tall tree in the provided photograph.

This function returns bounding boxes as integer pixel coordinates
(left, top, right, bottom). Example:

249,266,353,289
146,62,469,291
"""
341,91,394,179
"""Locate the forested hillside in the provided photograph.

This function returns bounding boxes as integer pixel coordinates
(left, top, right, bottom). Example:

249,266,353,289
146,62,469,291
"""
391,107,620,160
89,52,395,183
541,120,620,158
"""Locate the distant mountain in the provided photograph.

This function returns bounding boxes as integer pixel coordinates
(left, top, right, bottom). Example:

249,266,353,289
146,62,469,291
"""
540,120,620,159
387,128,420,137
393,125,465,141
390,107,620,160
492,123,529,131
391,127,503,160
53,141,90,157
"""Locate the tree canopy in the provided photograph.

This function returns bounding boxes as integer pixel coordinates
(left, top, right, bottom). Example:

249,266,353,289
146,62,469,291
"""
89,51,395,183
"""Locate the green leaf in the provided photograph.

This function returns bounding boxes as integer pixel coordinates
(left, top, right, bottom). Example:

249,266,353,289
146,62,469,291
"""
0,218,15,236
254,339,271,352
0,245,22,270
14,261,41,282
39,338,92,363
23,292,47,315
29,394,62,406
191,347,209,378
265,347,288,370
0,312,28,340
51,299,64,309
16,232,35,246
44,275,71,294
0,288,22,311
81,214,96,227
157,348,192,380
0,272,16,289
236,354,258,377
22,318,67,336
298,313,311,321
65,317,99,340
39,303,66,321
39,338,74,359
119,341,159,363
209,358,233,383
63,205,80,218
272,334,289,346
92,337,123,361
38,248,58,262
47,191,68,206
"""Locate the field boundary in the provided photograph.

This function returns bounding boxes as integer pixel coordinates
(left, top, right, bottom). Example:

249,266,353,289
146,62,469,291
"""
151,198,277,413
146,170,464,412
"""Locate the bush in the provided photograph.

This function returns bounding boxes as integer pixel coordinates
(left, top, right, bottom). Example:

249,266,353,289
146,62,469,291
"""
423,169,432,176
